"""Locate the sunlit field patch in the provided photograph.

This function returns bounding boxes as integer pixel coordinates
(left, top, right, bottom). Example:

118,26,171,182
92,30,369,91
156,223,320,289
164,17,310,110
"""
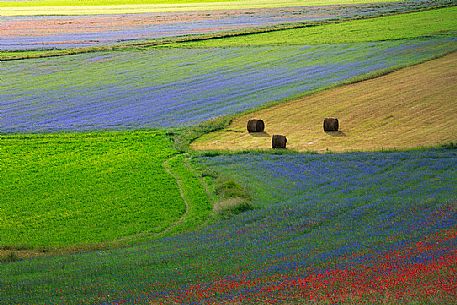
183,6,457,47
0,0,402,16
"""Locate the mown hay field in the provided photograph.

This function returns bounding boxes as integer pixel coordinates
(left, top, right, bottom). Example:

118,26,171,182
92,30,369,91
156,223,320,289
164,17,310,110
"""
192,52,457,152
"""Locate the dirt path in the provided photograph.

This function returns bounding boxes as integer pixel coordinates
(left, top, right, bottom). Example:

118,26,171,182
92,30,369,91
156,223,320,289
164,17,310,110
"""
161,155,191,235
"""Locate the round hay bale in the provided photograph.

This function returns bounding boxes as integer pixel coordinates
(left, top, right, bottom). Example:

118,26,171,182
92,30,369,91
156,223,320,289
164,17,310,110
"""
247,119,265,133
272,135,287,149
323,118,339,132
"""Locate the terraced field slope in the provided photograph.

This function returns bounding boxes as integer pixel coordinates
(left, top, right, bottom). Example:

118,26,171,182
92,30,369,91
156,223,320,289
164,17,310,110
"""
1,149,455,303
0,131,211,249
192,52,457,152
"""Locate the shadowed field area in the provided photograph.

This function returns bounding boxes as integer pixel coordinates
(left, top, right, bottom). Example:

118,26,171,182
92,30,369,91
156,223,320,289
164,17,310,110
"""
192,52,457,152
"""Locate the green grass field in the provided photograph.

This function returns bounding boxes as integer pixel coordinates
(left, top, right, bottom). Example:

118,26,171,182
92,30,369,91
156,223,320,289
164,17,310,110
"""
181,6,457,47
0,131,211,250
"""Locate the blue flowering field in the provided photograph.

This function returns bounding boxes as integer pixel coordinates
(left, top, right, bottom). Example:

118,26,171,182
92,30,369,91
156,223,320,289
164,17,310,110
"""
1,149,456,303
1,1,456,304
1,37,455,133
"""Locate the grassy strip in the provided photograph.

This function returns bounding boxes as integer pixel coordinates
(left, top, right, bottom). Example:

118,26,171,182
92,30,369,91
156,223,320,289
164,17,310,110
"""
162,154,213,234
0,18,360,61
182,6,457,47
168,117,232,153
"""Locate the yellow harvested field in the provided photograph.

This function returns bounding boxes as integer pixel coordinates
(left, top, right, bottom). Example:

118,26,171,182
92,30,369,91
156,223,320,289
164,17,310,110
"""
192,52,457,153
0,0,399,16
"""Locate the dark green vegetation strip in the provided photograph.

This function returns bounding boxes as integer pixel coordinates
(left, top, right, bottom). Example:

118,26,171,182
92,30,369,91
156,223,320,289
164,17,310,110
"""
181,6,457,47
0,131,211,249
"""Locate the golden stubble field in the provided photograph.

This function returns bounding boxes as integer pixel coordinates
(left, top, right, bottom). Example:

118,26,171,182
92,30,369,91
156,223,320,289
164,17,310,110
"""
0,0,399,16
192,52,457,152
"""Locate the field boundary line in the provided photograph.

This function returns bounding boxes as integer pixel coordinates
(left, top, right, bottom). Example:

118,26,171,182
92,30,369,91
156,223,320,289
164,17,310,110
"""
161,154,191,235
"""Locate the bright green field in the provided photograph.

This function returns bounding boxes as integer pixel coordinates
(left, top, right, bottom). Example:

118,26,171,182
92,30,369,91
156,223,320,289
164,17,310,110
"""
180,6,457,47
0,131,211,249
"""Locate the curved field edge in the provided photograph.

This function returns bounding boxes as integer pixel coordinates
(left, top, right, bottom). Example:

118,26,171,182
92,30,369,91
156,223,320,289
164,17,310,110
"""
0,131,211,252
191,51,457,153
1,148,455,303
162,154,213,235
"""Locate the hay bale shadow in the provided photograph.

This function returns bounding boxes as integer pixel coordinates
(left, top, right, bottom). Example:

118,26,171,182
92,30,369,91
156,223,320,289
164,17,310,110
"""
325,131,346,137
249,131,270,138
